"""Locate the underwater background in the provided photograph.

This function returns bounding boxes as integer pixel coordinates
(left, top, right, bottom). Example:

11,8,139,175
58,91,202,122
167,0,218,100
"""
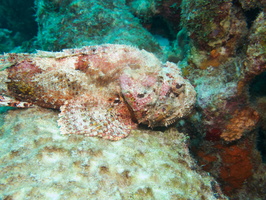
0,0,265,199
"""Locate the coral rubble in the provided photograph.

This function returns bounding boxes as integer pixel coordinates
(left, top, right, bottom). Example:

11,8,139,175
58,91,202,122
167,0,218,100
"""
0,44,196,140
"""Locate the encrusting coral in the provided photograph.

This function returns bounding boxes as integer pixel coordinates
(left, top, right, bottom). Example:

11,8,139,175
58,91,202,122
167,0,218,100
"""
0,44,196,140
220,107,260,141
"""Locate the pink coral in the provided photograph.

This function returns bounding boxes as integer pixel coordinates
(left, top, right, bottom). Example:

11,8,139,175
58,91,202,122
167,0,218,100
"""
0,44,196,140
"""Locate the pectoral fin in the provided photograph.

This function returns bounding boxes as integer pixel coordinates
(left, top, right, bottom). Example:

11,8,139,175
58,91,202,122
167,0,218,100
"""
58,95,137,140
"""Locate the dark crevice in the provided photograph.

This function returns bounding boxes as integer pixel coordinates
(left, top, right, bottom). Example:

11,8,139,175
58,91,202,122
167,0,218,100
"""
249,72,266,162
1,0,37,39
244,7,261,29
0,0,38,52
232,0,242,8
257,127,266,163
232,0,261,29
249,72,266,101
149,16,176,41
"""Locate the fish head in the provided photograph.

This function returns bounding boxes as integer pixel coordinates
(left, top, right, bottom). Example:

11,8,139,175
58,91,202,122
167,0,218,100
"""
120,62,196,127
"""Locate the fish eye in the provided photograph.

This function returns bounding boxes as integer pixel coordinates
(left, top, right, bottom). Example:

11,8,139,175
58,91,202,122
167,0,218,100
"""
114,99,121,104
137,93,145,98
175,83,183,89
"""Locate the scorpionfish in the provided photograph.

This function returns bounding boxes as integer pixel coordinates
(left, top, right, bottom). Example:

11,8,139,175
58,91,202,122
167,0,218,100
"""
0,44,196,140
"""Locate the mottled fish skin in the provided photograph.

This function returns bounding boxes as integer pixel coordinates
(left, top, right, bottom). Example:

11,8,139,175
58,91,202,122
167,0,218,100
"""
0,44,196,140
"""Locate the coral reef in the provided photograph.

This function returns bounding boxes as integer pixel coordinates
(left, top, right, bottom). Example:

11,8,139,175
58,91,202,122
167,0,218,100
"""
0,44,196,140
0,0,265,199
177,0,266,198
0,107,228,199
179,0,266,143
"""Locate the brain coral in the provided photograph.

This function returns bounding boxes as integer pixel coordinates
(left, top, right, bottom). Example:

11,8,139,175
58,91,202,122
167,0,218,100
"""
0,44,196,140
0,107,228,200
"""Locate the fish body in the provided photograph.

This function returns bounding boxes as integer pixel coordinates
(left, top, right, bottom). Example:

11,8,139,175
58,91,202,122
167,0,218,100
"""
0,44,196,140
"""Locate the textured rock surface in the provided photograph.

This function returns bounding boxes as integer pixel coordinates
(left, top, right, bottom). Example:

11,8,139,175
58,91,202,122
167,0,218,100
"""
34,0,161,54
245,12,266,78
0,108,227,200
238,0,266,10
180,1,266,144
181,0,247,54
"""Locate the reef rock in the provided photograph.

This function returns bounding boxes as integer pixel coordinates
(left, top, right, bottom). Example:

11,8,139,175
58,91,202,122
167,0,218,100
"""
0,107,227,200
34,0,161,54
0,44,196,140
